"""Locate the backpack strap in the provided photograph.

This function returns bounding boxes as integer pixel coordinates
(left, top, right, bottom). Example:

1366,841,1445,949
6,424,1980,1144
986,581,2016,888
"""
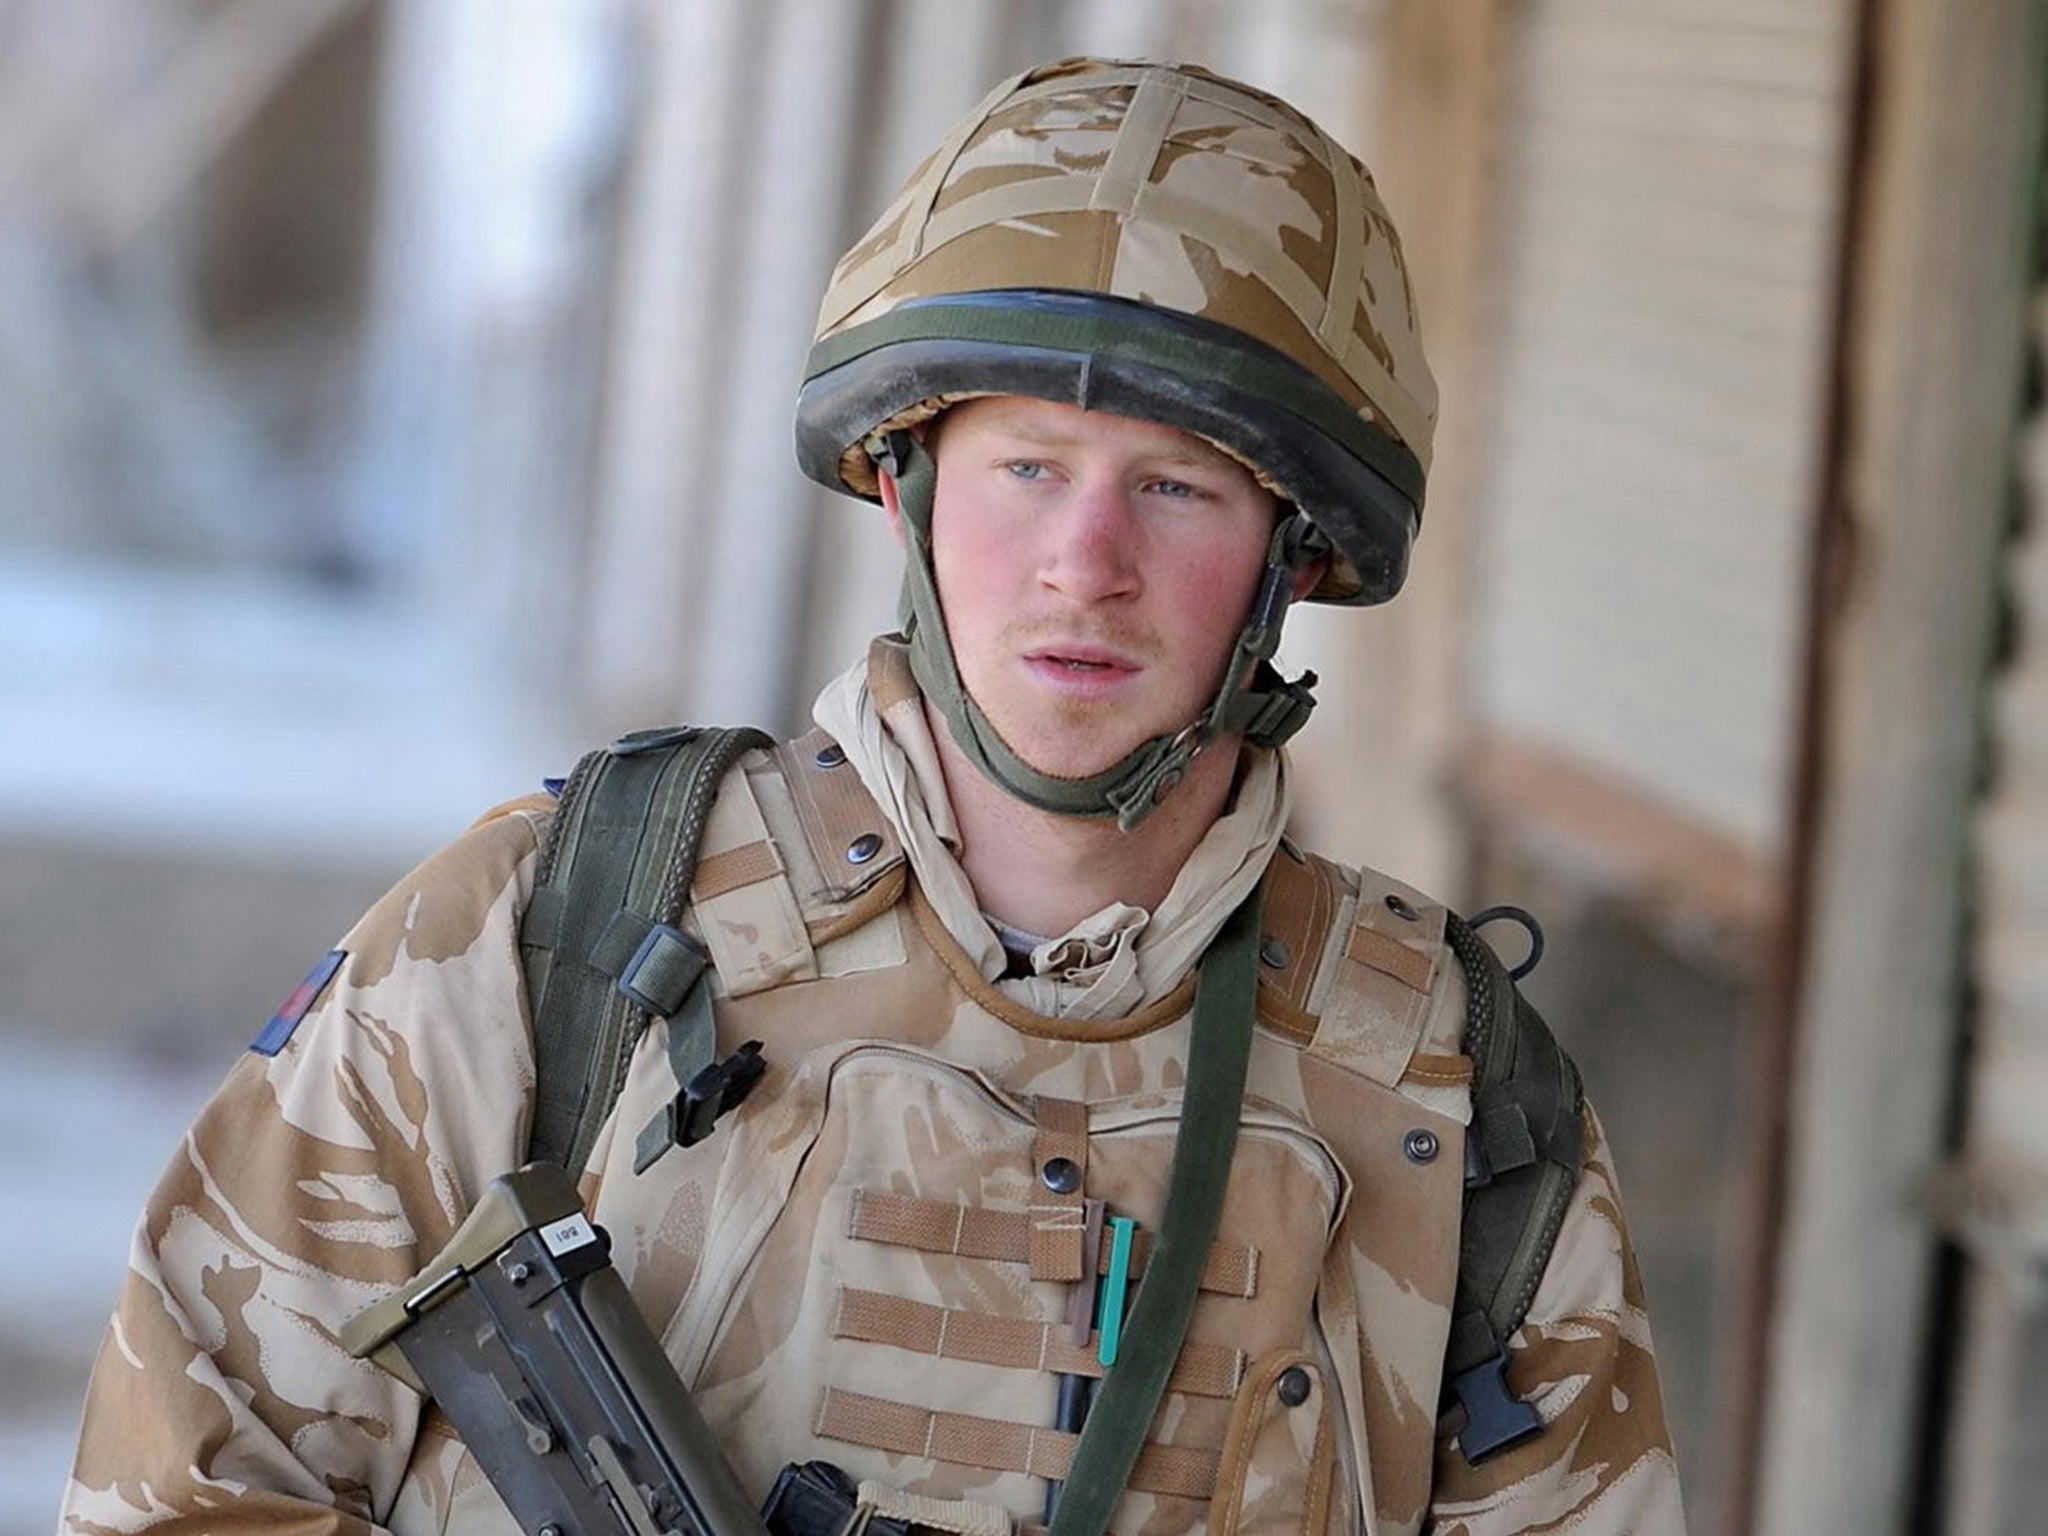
520,725,773,1175
1439,910,1585,1464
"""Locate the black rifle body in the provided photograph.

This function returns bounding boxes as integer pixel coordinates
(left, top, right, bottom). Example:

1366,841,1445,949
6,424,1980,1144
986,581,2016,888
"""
344,1164,772,1536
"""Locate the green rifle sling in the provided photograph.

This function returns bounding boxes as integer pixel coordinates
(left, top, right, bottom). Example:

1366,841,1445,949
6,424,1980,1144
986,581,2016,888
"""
1048,887,1263,1536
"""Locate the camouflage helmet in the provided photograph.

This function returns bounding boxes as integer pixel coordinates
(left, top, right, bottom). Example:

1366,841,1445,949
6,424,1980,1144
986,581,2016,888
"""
794,57,1437,829
795,55,1437,605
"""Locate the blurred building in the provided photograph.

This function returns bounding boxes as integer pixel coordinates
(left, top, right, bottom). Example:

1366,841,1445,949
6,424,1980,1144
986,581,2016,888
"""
1,0,2041,1532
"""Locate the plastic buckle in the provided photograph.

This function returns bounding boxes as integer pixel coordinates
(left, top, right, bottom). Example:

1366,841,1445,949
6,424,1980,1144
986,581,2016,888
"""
763,1461,909,1536
1243,671,1318,747
1449,1346,1543,1464
616,924,708,1018
673,1040,766,1149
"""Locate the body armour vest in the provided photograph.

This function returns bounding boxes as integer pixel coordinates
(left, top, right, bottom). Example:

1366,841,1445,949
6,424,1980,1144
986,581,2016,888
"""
387,731,1480,1536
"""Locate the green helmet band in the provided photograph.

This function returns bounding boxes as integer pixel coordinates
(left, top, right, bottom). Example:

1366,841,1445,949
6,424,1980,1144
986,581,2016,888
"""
875,431,1320,832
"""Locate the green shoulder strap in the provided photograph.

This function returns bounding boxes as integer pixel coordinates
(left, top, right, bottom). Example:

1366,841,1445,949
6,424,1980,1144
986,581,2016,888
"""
1439,909,1585,1464
520,724,773,1176
1048,887,1263,1536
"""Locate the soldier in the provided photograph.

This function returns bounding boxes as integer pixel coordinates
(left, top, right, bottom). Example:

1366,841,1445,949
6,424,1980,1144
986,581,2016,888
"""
61,58,1685,1536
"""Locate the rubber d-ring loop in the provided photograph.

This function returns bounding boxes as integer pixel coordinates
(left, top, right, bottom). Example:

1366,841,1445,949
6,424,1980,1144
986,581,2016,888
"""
1469,905,1545,982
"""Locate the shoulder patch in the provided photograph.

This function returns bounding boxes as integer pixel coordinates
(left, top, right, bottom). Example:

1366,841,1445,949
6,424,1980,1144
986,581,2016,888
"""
250,949,346,1056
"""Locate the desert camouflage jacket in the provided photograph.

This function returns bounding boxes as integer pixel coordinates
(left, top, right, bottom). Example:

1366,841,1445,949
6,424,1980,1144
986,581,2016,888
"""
62,732,1684,1536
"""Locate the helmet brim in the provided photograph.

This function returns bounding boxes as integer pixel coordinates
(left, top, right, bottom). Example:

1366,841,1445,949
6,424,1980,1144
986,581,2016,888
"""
796,291,1422,605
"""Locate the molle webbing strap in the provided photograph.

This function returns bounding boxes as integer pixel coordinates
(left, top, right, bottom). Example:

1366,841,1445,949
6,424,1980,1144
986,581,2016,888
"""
520,725,771,1174
845,1190,1260,1299
816,1389,1219,1502
831,1288,1246,1399
1049,888,1262,1536
1439,911,1585,1464
854,1482,1009,1536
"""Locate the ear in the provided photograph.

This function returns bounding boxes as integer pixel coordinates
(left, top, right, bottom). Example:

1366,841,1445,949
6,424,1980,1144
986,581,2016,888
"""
875,463,908,550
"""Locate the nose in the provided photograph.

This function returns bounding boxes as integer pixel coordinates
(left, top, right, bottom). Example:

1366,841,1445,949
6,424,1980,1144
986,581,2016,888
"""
1038,478,1141,603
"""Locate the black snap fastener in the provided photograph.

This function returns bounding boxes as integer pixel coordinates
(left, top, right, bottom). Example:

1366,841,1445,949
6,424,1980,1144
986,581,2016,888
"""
1276,1367,1312,1407
846,832,883,865
1385,893,1420,921
1040,1156,1082,1194
1259,936,1289,969
1403,1128,1439,1164
815,742,847,768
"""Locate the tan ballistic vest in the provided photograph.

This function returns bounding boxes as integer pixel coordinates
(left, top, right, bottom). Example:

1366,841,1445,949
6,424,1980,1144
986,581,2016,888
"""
388,736,1474,1536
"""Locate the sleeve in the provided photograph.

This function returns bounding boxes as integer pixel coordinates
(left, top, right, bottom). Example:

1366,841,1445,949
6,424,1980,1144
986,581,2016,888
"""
1423,1102,1689,1536
58,802,550,1536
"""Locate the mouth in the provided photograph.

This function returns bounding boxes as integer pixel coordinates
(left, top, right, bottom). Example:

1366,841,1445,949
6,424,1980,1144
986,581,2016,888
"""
1025,643,1139,673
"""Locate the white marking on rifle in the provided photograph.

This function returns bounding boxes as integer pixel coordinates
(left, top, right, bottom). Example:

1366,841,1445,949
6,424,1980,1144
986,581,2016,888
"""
541,1213,598,1256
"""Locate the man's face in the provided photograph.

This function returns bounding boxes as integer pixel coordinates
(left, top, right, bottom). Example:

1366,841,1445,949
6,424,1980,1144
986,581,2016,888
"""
919,395,1279,780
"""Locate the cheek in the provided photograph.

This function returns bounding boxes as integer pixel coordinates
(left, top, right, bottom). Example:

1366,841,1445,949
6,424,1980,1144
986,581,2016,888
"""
929,503,1011,637
1165,534,1267,645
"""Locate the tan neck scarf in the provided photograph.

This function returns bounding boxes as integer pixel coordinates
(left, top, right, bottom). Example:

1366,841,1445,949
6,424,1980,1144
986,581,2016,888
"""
813,637,1290,1021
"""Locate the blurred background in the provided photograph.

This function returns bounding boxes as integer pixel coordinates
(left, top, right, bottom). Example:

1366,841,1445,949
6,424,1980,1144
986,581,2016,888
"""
1,0,2042,1532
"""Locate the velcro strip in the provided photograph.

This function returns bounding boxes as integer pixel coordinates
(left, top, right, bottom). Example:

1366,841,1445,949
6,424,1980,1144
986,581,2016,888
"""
815,1388,1219,1500
1476,1103,1536,1175
832,1287,1245,1399
847,1190,1258,1299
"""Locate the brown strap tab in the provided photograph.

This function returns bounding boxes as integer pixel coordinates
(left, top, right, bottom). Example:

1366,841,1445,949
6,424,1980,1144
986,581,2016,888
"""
1403,1051,1475,1087
816,1387,1219,1500
1344,924,1434,993
776,731,904,906
1030,1097,1088,1282
692,838,784,901
848,1189,1260,1299
832,1287,1245,1399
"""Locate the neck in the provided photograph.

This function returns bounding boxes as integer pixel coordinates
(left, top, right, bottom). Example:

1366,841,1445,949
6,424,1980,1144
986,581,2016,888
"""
926,700,1244,937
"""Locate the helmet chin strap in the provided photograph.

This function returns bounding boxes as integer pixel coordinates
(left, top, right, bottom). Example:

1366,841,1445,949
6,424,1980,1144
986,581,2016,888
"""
872,430,1321,832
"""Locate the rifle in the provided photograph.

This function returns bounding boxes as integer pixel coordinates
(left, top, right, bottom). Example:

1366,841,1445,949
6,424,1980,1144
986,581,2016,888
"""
344,1163,773,1536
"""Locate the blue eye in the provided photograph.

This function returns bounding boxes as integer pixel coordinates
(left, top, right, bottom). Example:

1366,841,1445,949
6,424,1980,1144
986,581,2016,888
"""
1004,461,1048,482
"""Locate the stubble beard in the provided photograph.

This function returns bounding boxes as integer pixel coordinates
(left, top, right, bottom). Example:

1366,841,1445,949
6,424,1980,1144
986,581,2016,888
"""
966,614,1197,780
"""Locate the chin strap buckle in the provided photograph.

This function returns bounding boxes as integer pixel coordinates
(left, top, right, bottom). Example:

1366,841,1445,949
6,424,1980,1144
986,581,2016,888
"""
1105,723,1208,831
